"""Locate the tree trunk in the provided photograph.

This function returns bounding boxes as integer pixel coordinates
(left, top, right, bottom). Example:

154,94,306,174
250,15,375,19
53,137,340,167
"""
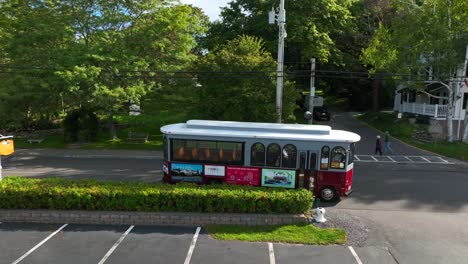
372,79,380,111
446,89,454,142
108,114,117,140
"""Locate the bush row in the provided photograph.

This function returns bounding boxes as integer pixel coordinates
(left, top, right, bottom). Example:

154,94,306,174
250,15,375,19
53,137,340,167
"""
0,177,313,214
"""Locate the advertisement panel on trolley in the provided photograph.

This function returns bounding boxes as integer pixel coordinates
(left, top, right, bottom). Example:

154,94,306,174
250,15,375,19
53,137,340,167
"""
261,169,296,188
225,166,260,186
170,163,203,182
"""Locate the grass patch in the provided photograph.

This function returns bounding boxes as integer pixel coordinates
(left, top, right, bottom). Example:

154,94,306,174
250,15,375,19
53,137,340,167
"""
13,134,66,149
205,224,346,245
357,112,468,161
82,135,163,150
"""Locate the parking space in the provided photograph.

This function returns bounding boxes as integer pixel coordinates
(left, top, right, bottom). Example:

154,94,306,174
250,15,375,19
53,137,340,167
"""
19,224,131,264
104,226,197,264
0,222,396,264
191,232,269,264
0,223,64,264
275,244,357,264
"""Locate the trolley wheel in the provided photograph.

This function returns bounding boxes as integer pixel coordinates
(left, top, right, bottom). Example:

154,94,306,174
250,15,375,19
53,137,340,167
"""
320,187,336,201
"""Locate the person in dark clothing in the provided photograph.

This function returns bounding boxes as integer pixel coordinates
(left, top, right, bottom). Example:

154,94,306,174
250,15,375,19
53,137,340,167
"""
375,135,383,157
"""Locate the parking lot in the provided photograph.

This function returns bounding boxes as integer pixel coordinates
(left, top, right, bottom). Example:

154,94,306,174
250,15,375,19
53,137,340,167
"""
0,222,397,264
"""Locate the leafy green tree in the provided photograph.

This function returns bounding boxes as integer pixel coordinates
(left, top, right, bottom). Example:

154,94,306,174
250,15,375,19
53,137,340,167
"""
55,0,208,138
194,35,298,122
362,0,468,142
0,0,75,130
204,0,355,62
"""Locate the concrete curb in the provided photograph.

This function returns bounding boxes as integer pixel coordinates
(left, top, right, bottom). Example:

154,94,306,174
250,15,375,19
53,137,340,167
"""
0,210,309,226
13,149,163,159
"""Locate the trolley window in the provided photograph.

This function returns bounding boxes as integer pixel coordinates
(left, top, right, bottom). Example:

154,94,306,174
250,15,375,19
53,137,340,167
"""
330,146,346,169
348,143,355,165
281,144,297,169
171,139,244,165
163,136,169,160
266,143,281,167
251,143,265,166
320,146,330,170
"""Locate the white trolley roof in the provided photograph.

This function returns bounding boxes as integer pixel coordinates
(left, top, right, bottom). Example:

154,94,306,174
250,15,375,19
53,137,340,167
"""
161,120,360,143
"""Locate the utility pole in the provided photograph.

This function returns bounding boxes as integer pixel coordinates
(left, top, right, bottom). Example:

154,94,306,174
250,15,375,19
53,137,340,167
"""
270,0,286,123
309,58,316,124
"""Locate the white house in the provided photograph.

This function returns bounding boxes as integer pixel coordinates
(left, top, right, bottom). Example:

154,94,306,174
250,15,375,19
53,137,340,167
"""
393,66,468,140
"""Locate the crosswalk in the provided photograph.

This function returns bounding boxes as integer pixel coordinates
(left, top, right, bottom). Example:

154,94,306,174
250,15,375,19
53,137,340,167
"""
354,155,454,164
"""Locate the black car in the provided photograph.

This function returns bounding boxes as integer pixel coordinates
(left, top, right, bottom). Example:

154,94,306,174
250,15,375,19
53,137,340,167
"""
313,107,331,121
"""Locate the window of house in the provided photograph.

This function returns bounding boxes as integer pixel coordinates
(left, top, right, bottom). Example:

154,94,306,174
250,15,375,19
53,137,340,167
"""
330,147,347,169
250,143,265,166
463,93,468,110
266,143,281,167
281,144,297,169
320,146,330,170
408,91,416,103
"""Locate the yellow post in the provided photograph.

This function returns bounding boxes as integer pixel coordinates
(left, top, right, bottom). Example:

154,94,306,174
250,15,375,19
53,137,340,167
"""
0,135,15,181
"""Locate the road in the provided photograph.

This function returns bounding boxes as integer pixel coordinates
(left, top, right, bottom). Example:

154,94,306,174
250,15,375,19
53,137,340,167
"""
1,113,468,263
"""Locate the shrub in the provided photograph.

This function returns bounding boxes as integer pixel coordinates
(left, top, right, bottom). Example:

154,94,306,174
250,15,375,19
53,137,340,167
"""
0,177,313,214
63,108,99,142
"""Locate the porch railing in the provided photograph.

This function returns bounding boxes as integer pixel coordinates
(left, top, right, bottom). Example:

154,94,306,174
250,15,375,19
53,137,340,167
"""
400,102,448,118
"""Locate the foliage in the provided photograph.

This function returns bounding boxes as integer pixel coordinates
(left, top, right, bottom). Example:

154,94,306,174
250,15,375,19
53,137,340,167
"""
0,1,208,134
206,224,346,245
63,107,99,142
194,35,298,122
0,177,314,214
203,0,355,63
362,0,468,83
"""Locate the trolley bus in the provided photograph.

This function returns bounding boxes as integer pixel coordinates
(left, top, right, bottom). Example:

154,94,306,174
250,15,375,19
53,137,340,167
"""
160,120,360,201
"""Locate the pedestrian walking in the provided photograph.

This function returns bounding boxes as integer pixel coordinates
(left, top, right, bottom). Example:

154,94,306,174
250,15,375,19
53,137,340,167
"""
375,135,383,158
384,131,394,154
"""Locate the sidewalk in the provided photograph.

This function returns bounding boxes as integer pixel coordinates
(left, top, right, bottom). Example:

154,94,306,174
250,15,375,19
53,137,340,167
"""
13,148,163,159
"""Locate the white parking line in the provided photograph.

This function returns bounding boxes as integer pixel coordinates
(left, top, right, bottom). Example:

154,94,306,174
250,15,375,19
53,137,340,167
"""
268,243,276,264
184,226,201,264
98,225,134,264
348,246,363,264
420,156,431,163
12,224,68,264
371,156,378,161
387,156,396,162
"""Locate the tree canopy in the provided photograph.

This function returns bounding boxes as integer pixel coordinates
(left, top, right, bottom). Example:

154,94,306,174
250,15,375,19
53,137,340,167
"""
194,35,298,122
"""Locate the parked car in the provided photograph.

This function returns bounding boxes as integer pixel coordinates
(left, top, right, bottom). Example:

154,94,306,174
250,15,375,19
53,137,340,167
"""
313,107,331,121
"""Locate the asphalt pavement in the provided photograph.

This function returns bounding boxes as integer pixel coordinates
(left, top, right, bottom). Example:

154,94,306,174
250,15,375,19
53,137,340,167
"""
0,222,392,264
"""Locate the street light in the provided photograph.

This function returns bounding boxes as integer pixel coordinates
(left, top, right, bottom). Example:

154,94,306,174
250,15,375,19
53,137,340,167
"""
269,0,286,123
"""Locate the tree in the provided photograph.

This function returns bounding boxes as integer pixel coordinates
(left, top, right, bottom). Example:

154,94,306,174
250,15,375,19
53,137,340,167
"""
0,0,75,130
194,35,298,122
362,0,468,142
55,0,208,139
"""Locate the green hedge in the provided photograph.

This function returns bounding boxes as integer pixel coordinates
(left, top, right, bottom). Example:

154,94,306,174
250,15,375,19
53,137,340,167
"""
0,177,313,214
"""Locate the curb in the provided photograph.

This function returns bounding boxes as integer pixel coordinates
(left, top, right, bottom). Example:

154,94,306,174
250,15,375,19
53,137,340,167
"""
13,149,162,160
0,210,309,226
